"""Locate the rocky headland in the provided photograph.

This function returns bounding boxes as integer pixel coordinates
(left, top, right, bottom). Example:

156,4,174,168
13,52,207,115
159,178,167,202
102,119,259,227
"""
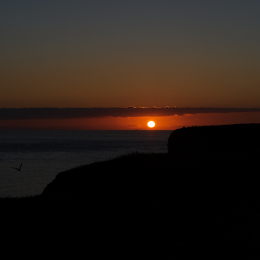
2,123,260,259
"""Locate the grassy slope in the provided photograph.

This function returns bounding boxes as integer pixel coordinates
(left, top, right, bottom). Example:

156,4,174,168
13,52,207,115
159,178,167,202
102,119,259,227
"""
1,124,260,258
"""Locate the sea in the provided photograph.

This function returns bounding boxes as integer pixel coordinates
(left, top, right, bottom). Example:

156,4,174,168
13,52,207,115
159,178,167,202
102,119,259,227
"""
0,130,173,198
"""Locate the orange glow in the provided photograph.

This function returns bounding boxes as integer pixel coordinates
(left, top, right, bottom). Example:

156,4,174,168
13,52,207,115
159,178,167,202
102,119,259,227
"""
0,112,260,130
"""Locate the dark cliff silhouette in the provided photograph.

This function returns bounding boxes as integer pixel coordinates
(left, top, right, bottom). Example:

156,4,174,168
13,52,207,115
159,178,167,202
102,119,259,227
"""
168,123,260,155
1,124,260,259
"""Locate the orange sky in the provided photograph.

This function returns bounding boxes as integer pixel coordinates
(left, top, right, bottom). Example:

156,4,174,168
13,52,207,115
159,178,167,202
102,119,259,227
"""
1,112,260,130
1,1,260,111
1,1,260,130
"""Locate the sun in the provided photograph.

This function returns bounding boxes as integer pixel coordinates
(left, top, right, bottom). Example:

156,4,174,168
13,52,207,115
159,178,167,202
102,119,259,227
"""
147,121,155,128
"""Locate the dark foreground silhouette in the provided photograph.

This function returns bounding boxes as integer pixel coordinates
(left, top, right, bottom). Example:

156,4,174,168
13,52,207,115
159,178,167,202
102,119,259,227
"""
1,124,260,259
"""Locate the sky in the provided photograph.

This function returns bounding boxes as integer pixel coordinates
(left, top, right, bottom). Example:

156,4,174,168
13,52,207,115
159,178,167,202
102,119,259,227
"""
1,0,260,129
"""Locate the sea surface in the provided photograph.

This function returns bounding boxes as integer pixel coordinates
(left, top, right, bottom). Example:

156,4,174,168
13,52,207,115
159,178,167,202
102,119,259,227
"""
0,130,172,197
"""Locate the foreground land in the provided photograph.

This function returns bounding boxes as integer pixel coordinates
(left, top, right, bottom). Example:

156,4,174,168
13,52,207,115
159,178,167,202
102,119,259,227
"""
1,124,260,259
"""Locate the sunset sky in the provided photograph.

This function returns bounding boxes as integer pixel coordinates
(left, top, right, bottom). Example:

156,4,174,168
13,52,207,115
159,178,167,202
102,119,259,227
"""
1,1,260,129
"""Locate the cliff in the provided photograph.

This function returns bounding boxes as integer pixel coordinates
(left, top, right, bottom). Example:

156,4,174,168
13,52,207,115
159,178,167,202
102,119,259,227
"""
39,124,260,258
168,123,260,154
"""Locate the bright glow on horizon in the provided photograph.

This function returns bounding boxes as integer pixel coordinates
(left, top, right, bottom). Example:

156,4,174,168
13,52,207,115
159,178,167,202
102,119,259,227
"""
147,121,155,128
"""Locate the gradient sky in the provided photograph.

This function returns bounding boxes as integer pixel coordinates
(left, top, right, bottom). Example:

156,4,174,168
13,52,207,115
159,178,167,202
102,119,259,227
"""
1,1,260,129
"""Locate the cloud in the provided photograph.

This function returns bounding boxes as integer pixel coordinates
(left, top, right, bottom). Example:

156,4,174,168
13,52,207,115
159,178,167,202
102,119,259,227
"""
0,107,260,120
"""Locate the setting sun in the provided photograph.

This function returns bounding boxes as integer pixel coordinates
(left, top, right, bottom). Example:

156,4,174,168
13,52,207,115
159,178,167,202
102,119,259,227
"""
147,121,155,128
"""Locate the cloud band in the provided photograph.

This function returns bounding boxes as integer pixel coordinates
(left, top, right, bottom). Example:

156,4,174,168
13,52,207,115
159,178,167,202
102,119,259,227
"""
1,107,260,120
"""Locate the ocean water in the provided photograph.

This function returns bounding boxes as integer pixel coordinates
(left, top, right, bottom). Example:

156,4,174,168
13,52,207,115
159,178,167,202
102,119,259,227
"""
0,130,172,197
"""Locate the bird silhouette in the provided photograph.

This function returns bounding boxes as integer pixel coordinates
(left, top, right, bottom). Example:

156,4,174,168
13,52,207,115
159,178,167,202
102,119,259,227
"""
11,163,22,171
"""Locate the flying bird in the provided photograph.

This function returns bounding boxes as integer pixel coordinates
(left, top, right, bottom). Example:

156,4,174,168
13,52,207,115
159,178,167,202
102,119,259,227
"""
11,163,22,171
